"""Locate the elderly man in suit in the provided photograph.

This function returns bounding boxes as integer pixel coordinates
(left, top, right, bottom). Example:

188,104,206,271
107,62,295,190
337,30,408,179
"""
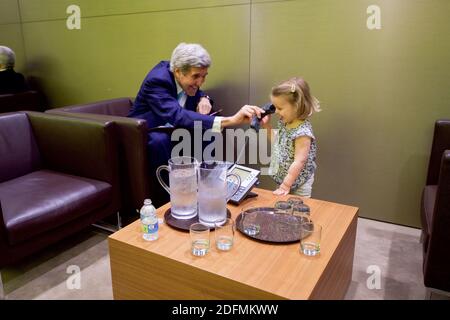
129,42,263,206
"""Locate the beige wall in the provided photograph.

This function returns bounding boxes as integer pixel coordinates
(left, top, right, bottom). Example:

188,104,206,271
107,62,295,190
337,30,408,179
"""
1,0,450,227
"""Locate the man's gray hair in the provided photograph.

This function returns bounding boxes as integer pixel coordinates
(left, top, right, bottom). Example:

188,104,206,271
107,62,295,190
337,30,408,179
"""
170,43,211,74
0,46,16,69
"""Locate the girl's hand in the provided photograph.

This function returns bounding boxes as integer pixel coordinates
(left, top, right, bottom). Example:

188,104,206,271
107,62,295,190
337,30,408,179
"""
260,114,271,129
273,183,290,195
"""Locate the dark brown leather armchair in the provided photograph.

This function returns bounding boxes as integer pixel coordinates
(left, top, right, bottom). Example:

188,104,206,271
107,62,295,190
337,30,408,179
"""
0,90,46,113
0,111,120,268
421,119,450,293
46,98,151,212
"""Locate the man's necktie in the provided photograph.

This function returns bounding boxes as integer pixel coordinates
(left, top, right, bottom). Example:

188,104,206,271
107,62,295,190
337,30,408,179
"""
177,91,187,107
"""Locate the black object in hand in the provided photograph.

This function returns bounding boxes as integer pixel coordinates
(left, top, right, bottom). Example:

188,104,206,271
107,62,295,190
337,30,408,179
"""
250,103,276,132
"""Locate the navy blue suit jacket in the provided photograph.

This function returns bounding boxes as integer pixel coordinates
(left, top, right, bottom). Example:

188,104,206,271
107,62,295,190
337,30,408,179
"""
128,61,214,129
0,69,28,94
128,61,218,207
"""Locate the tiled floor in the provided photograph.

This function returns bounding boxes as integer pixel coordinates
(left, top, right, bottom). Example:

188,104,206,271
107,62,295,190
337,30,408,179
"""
345,218,425,299
0,217,443,300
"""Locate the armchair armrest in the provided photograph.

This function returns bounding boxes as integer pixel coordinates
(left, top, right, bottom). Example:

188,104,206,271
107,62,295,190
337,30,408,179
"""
426,119,450,185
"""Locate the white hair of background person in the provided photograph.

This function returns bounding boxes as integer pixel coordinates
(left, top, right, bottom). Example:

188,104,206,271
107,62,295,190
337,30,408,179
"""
0,46,16,69
169,43,211,74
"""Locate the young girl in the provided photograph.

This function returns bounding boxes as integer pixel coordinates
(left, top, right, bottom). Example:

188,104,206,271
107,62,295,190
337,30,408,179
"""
262,77,321,197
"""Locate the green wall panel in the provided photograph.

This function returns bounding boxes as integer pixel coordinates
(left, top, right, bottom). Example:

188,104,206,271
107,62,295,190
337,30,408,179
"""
252,0,290,3
19,0,249,22
0,0,20,24
251,0,450,227
4,0,450,227
22,5,250,108
0,24,26,71
0,1,25,72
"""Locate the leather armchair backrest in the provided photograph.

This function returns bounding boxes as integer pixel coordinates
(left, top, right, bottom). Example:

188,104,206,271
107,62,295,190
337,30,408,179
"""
0,90,46,113
0,112,41,182
46,98,149,210
426,120,450,185
55,97,133,117
27,112,117,184
424,151,450,290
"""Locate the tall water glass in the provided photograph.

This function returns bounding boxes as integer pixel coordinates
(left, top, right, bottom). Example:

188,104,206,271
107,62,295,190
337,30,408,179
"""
156,156,198,220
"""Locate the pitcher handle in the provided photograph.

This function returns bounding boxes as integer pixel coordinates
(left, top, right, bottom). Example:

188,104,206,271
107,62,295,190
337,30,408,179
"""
156,165,171,195
226,173,241,201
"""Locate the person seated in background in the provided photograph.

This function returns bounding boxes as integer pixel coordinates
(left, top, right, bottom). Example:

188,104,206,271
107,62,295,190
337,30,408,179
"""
128,42,263,207
0,45,28,95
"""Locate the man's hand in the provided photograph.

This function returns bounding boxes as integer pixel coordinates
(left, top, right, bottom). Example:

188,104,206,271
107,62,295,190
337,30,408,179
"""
221,105,265,128
197,97,212,115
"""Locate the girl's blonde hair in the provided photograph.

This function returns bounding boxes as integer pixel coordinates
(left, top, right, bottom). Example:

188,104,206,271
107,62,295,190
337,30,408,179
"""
271,77,321,120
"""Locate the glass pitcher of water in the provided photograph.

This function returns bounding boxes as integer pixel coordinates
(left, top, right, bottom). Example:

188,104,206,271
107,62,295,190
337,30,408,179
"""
198,161,241,227
156,156,199,220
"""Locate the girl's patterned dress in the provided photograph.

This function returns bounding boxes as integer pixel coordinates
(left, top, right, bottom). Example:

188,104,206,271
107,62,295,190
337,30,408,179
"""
269,119,317,191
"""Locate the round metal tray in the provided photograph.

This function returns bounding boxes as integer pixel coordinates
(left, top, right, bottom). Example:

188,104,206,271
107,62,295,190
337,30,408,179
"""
236,207,310,243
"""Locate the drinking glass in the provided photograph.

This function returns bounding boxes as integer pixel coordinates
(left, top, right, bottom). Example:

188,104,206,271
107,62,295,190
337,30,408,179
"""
241,207,261,236
274,201,293,215
288,196,310,221
190,223,210,257
300,222,321,256
215,218,235,251
287,197,303,206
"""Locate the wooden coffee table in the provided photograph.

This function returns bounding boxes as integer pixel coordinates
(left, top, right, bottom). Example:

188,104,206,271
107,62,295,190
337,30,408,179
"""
108,188,358,299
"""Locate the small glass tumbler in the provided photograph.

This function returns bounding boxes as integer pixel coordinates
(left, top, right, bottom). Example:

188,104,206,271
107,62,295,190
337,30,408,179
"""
300,222,322,256
287,197,303,206
292,203,311,224
190,223,210,257
274,201,293,215
215,218,235,251
241,208,260,236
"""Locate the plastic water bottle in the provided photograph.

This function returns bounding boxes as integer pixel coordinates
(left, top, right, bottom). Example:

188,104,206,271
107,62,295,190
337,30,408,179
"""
140,199,158,241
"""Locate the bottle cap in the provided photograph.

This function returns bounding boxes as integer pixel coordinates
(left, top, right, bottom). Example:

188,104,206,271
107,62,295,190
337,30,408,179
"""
144,199,152,205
